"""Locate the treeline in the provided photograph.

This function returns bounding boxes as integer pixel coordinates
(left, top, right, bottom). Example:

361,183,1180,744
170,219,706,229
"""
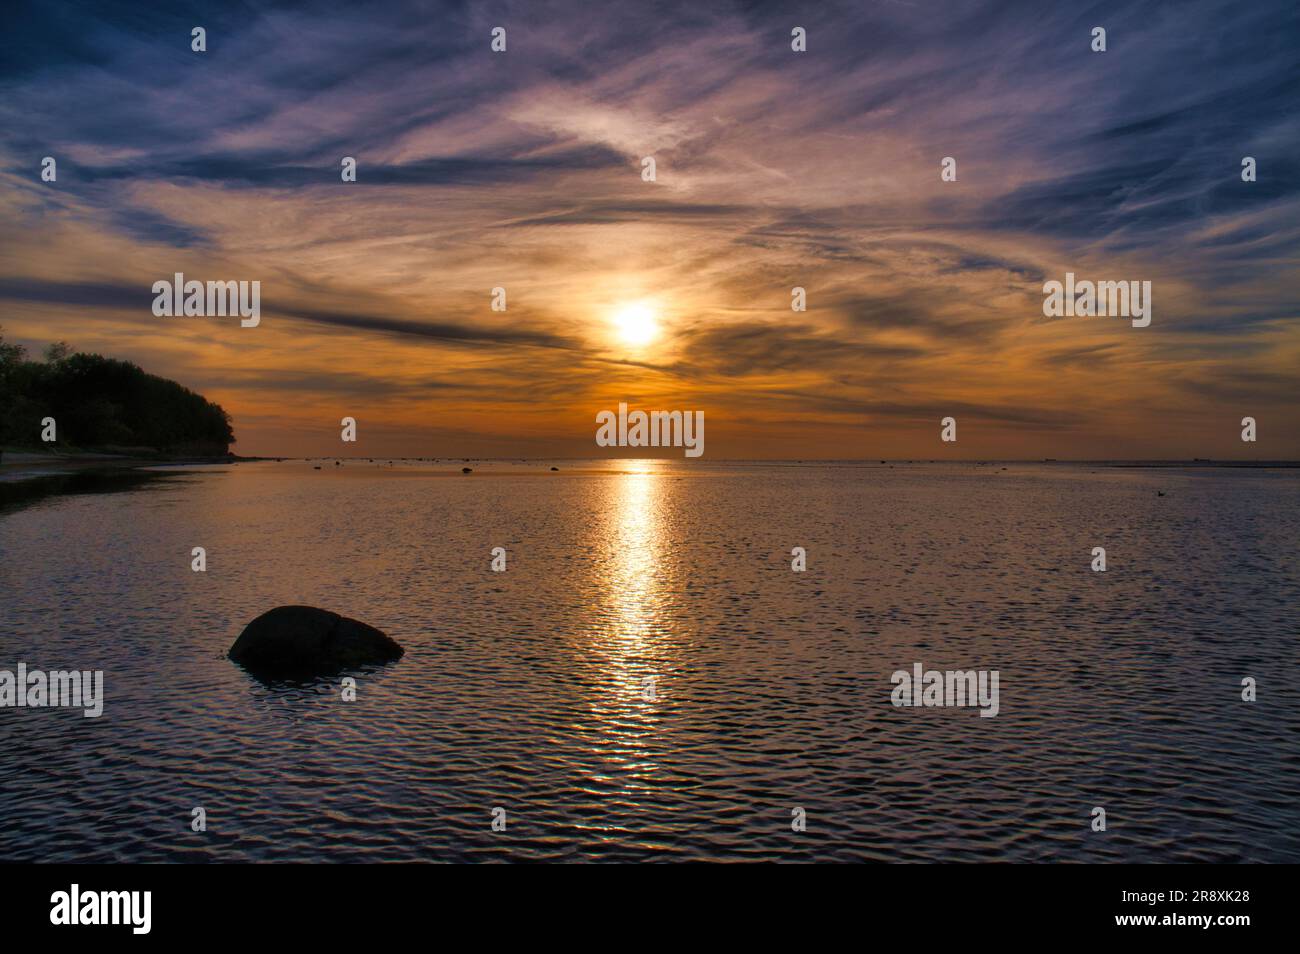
0,330,234,455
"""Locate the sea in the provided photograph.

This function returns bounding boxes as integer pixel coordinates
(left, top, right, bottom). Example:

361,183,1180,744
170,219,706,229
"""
1,459,1297,862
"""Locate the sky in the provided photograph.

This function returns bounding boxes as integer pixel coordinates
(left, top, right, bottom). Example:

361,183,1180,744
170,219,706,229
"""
1,0,1297,459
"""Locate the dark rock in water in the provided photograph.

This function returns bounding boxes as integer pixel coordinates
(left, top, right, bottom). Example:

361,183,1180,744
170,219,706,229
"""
461,466,473,473
550,466,559,471
229,606,403,678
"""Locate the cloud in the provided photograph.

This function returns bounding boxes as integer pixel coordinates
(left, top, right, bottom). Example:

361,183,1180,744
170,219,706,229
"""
0,278,580,349
1,0,1296,457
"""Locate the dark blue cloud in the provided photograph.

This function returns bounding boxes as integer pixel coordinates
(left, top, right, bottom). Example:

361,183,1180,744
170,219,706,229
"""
105,206,212,248
49,145,625,189
0,277,580,349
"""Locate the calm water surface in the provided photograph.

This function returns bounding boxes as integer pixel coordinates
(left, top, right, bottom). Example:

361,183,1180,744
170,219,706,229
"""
2,460,1297,862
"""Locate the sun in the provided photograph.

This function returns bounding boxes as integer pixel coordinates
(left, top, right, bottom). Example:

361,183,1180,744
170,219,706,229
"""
612,302,659,347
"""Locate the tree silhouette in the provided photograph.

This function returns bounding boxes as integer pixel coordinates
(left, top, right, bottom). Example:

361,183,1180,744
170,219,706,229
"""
1,329,234,455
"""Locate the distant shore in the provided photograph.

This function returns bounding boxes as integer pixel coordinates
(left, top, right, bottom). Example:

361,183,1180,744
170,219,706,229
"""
0,448,243,483
4,449,1297,486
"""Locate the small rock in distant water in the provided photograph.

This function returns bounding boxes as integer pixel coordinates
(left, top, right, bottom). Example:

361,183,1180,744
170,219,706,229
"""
229,605,403,679
313,465,322,470
462,467,473,473
550,466,559,471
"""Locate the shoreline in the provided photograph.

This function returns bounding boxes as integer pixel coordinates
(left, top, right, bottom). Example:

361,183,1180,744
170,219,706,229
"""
0,449,246,484
3,449,1298,486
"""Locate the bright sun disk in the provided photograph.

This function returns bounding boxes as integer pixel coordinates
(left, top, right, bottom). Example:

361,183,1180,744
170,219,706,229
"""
612,302,659,346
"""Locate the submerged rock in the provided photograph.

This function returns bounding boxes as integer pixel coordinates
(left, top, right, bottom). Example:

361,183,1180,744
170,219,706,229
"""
229,606,403,679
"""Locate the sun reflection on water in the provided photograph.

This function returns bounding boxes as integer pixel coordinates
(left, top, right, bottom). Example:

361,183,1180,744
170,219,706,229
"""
580,464,675,810
612,471,657,645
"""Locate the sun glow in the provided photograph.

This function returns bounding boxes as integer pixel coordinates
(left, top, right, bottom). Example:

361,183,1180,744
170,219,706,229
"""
612,302,659,347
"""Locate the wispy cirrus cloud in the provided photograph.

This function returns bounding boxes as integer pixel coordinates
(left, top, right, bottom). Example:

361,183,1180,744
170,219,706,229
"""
0,0,1296,457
